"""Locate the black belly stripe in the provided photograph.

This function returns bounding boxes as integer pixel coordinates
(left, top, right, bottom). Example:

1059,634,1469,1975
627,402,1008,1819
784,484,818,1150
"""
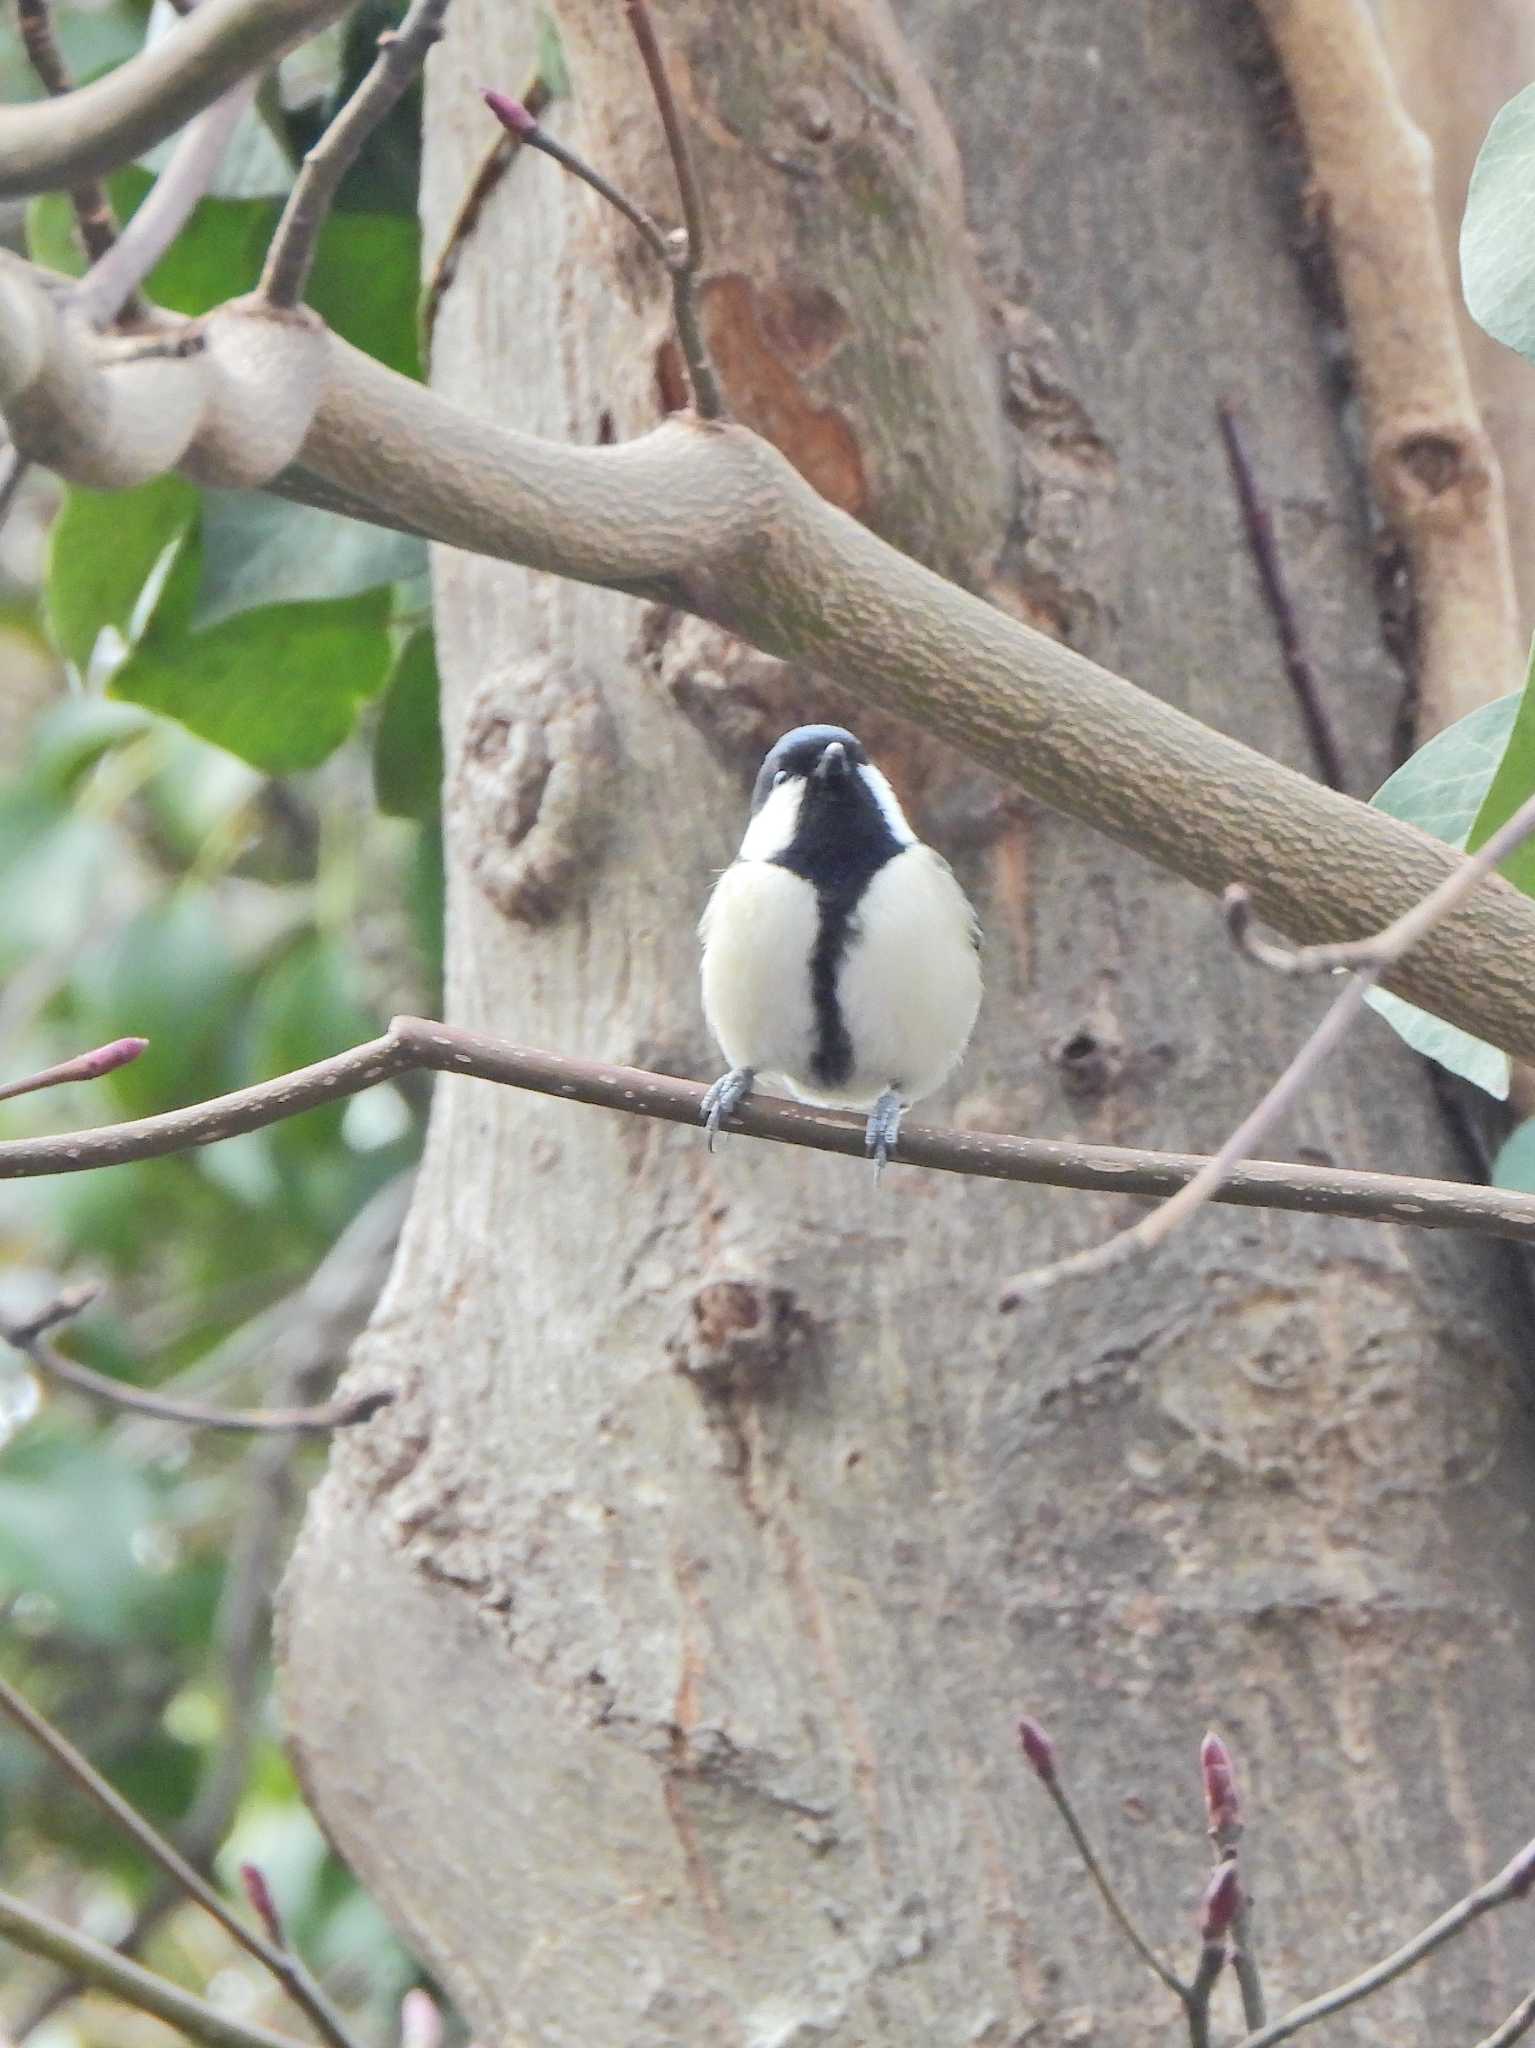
807,894,858,1087
774,783,905,1090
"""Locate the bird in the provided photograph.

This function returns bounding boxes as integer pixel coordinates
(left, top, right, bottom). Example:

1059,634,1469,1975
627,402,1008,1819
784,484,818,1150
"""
699,724,981,1174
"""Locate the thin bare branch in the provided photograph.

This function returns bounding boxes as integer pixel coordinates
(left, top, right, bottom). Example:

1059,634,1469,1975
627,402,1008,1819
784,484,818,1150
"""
1185,1940,1226,2048
262,0,452,309
0,0,355,200
623,0,725,419
0,1889,305,2048
1234,1838,1535,2048
0,1670,366,2048
1477,1990,1535,2048
1,1285,390,1434
481,90,670,261
1017,1718,1188,2000
76,82,255,328
998,785,1535,1302
14,0,136,310
1,1018,1535,1252
1216,400,1346,792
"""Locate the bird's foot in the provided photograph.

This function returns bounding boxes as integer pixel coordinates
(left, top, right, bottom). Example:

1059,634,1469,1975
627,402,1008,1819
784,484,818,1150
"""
701,1067,755,1151
865,1088,905,1183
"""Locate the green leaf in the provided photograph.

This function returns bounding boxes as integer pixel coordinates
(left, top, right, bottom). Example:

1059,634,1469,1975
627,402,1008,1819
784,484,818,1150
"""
46,473,199,669
1364,692,1521,1097
195,492,425,630
1466,636,1535,895
113,586,394,773
1463,82,1535,364
306,209,421,379
1492,1116,1535,1192
70,894,242,1114
373,628,441,819
1369,692,1520,844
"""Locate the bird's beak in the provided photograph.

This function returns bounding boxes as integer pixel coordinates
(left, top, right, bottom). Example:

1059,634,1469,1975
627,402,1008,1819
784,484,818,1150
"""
814,741,849,785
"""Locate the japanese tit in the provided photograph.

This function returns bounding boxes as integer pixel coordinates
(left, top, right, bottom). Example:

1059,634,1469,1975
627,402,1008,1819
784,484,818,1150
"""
699,724,982,1173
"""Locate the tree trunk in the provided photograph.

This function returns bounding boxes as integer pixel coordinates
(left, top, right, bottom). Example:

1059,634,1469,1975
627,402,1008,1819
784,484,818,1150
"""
280,4,1535,2041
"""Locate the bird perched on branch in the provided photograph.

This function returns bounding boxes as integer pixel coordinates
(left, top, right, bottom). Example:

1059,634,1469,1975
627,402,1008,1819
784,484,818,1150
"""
699,724,982,1174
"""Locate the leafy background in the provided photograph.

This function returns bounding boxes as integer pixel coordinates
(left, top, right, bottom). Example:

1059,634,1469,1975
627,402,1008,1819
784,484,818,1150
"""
0,1,451,2039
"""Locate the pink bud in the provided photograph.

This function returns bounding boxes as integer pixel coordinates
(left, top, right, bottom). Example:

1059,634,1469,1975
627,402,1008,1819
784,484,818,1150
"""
400,1990,443,2048
1199,1860,1241,1942
0,1037,149,1105
481,88,540,137
1201,1729,1241,1841
240,1863,284,1946
1017,1716,1057,1783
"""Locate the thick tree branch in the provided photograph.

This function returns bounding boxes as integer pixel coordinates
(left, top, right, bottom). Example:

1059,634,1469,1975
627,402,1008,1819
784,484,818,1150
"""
6,270,1535,1054
1251,0,1521,736
2,1017,1535,1251
0,1890,305,2048
0,0,355,199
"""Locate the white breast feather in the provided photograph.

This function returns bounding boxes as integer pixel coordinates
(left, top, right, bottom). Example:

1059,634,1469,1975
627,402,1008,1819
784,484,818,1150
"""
824,845,981,1109
700,860,820,1087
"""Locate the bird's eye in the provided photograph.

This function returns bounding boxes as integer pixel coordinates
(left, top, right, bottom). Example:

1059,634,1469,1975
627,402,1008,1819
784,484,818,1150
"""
773,769,788,786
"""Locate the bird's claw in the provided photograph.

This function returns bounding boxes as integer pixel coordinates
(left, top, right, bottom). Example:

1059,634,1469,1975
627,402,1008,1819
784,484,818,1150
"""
865,1089,905,1184
701,1067,754,1152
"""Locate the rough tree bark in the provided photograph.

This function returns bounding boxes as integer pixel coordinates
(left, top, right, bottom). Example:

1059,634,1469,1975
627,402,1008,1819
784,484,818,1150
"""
281,4,1535,2042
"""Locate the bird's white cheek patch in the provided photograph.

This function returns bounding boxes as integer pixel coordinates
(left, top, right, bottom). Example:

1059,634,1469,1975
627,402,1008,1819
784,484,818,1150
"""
737,777,805,863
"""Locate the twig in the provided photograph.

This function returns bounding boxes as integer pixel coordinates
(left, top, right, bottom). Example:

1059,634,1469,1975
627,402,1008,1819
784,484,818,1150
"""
1477,1990,1535,2048
0,1672,365,2048
0,1285,390,1434
75,81,255,328
1017,1719,1188,2000
481,91,671,262
996,783,1535,1303
4,1017,1535,1253
1186,1942,1226,2048
420,72,552,361
0,1889,305,2048
1202,1732,1265,2031
1234,1837,1535,2048
261,0,452,309
622,0,725,420
15,0,138,314
1216,400,1346,792
0,0,356,200
0,1037,146,1105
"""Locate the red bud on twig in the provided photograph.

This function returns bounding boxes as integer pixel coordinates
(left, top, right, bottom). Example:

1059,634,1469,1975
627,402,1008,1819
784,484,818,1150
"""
1201,1728,1241,1843
240,1862,285,1946
0,1037,149,1105
1017,1716,1057,1784
480,88,540,137
1199,1859,1242,1943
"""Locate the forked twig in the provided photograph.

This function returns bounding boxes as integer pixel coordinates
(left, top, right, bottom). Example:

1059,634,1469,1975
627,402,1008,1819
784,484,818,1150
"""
0,1672,365,2048
1,1284,390,1434
999,785,1535,1303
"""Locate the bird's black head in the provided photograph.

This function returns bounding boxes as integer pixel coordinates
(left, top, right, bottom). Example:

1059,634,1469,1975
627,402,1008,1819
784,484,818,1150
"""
743,724,912,895
749,725,868,814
